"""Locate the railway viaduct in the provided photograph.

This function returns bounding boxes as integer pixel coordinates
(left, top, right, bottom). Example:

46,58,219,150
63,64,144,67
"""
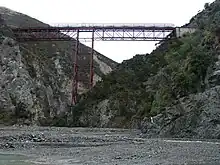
11,23,196,104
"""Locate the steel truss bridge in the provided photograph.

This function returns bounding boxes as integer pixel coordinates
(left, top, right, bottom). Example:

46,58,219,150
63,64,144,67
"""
12,23,176,105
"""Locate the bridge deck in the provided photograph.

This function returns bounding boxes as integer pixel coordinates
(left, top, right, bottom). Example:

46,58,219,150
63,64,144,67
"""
12,23,176,42
12,23,175,32
50,23,175,27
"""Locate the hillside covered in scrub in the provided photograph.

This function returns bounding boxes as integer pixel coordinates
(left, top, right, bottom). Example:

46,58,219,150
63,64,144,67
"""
70,0,220,139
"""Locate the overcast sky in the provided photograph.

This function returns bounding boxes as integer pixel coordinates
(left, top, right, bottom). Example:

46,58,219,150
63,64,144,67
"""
0,0,215,62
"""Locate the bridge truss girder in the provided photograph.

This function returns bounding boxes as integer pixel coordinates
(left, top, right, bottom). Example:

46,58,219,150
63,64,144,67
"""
13,27,174,42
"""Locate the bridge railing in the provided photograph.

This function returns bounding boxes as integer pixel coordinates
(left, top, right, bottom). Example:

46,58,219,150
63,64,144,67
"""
49,23,175,28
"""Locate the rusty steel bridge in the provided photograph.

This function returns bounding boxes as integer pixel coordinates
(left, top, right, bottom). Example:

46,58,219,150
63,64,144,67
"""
12,23,176,105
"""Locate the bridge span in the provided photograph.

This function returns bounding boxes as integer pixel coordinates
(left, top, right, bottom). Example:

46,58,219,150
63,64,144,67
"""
12,23,176,42
11,23,195,105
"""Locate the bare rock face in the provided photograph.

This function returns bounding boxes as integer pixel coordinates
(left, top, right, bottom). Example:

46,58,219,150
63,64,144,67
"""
0,7,117,125
0,28,75,125
141,86,220,139
0,37,36,124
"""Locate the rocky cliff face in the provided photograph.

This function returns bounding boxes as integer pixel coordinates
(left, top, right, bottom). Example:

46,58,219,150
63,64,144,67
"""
141,85,220,139
72,0,220,139
0,7,117,125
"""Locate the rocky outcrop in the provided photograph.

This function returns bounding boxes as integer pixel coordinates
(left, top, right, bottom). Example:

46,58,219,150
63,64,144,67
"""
141,86,220,139
0,36,36,124
0,8,117,125
0,35,72,125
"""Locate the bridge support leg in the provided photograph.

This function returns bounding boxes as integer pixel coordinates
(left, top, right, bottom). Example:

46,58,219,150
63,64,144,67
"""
72,30,79,105
89,30,95,90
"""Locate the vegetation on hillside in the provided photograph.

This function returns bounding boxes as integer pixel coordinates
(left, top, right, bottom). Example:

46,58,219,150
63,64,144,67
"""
68,1,220,127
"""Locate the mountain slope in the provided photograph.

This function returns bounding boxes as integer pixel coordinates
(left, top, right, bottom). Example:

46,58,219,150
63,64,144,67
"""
71,0,220,139
0,7,117,125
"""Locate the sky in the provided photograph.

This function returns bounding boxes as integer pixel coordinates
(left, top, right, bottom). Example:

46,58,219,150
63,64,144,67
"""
0,0,216,63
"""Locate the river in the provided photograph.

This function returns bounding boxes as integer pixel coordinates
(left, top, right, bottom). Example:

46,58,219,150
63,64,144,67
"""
0,126,220,165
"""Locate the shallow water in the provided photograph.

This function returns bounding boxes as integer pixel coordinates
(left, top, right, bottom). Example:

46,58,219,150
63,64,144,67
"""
0,154,35,165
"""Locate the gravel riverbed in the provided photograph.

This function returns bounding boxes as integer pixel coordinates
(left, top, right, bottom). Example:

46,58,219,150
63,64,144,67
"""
0,126,220,165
